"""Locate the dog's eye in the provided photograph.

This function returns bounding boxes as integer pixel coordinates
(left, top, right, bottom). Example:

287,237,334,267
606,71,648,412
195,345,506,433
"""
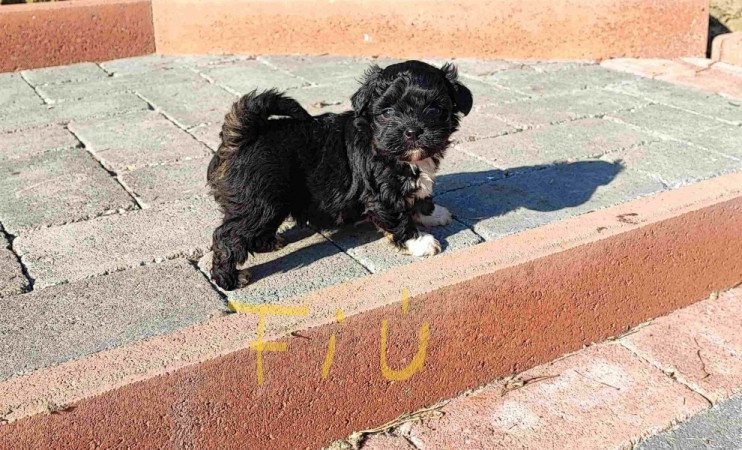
423,105,443,118
380,108,395,119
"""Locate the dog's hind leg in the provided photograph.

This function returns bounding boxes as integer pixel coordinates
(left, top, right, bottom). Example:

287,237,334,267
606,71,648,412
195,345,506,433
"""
210,209,288,290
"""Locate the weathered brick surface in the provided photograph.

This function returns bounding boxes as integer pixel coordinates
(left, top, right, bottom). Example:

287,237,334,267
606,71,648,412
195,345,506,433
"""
100,54,253,76
21,62,109,86
0,73,42,109
623,289,742,403
287,81,358,115
199,227,369,304
122,158,211,205
13,197,221,288
0,126,78,162
323,219,482,274
0,148,135,234
69,111,212,172
460,118,656,168
485,65,635,97
136,81,236,129
407,344,707,450
0,259,224,382
435,149,503,194
259,55,389,85
0,93,149,133
199,59,309,94
0,233,28,298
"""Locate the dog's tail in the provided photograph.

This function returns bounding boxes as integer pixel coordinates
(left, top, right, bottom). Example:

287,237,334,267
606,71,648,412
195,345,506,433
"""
208,89,312,186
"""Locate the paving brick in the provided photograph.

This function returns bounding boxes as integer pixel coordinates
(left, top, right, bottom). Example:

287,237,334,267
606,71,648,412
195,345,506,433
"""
437,159,663,241
13,197,221,288
69,111,212,171
0,147,136,234
485,65,635,97
0,259,224,382
200,59,309,95
610,140,741,188
481,89,649,129
408,344,707,450
100,54,254,76
360,434,416,450
435,148,503,194
36,68,203,102
608,103,731,143
605,76,742,125
0,73,42,109
121,158,210,205
188,122,222,151
287,81,358,115
323,219,481,274
21,62,109,86
693,124,742,159
0,93,150,133
136,81,237,129
455,107,518,142
461,118,657,168
199,227,369,304
0,233,28,298
260,55,380,85
622,289,742,403
637,395,742,450
463,77,530,106
0,126,78,162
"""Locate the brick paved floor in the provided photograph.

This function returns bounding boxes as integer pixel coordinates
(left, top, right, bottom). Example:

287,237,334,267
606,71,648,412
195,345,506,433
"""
1,55,740,384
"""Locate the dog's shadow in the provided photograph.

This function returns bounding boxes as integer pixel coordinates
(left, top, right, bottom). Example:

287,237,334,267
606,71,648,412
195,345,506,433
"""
240,159,623,289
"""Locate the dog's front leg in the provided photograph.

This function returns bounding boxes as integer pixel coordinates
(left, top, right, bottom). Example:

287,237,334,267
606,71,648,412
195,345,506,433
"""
369,200,441,257
411,196,453,227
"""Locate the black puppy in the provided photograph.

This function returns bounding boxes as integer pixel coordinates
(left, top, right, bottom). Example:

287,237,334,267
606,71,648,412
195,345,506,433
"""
207,60,472,290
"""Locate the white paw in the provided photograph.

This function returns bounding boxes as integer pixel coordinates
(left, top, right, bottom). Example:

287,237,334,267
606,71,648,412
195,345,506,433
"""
405,233,441,257
416,205,453,227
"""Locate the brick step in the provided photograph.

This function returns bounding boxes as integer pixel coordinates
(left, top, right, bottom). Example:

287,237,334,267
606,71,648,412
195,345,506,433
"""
0,172,740,450
358,287,742,450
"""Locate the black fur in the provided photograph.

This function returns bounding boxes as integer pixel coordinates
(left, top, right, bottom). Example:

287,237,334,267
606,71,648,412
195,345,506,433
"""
207,60,472,290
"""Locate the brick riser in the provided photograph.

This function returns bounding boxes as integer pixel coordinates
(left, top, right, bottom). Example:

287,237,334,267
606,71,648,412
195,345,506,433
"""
0,174,740,449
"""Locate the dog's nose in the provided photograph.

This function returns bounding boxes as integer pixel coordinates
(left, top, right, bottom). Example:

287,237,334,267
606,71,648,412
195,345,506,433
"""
404,127,422,140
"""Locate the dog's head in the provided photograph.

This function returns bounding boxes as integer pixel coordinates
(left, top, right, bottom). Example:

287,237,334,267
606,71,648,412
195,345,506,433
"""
351,60,473,162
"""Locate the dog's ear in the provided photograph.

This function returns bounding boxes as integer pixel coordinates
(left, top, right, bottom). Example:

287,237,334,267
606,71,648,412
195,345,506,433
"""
352,65,384,116
441,63,473,116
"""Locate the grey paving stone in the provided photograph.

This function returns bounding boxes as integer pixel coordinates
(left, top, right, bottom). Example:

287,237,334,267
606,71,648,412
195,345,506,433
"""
484,65,635,97
0,233,29,298
455,107,518,142
122,158,210,205
199,227,369,304
69,111,212,171
0,147,136,234
481,89,650,129
637,395,742,450
200,59,309,95
0,259,224,381
463,77,530,106
0,93,150,133
100,54,254,76
460,118,657,168
287,80,358,115
14,197,221,288
36,68,202,102
188,122,222,151
609,140,741,188
21,62,109,86
323,219,482,274
692,124,742,159
260,55,380,85
437,159,663,240
0,126,78,162
606,76,742,125
435,148,503,194
608,104,730,143
0,73,43,109
136,80,237,129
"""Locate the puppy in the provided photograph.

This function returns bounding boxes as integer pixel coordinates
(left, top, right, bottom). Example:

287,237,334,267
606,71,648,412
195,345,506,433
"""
207,60,472,290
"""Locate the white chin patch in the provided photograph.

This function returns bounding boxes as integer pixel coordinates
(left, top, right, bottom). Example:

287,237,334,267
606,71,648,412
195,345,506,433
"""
405,232,442,257
416,205,453,227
